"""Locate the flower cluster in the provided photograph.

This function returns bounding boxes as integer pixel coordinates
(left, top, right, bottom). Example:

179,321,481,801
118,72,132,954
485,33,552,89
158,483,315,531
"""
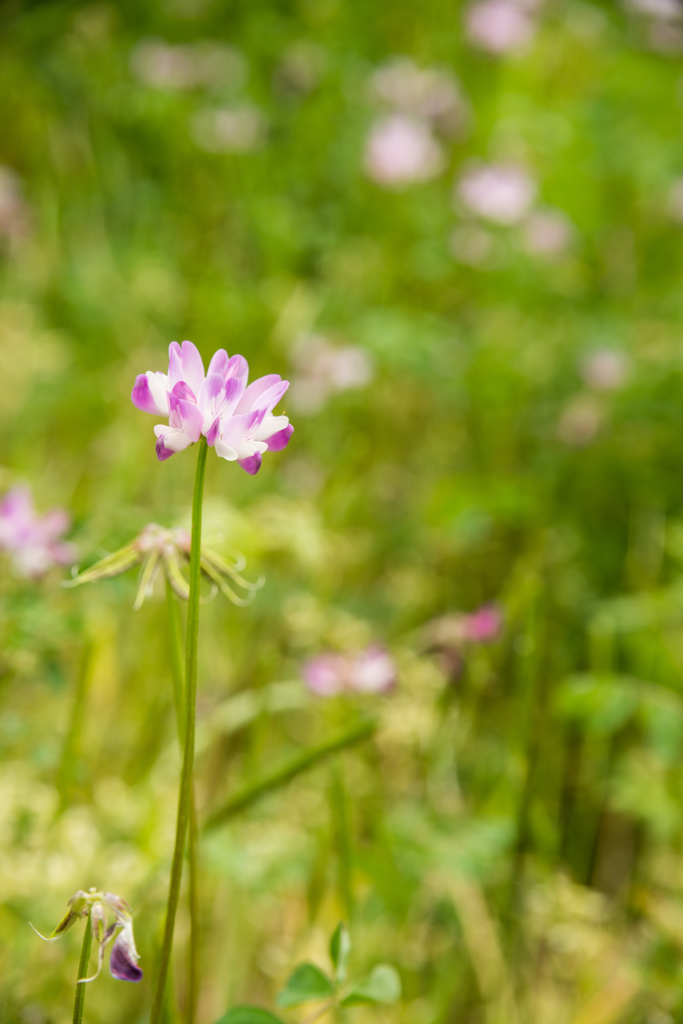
66,522,261,609
303,645,397,697
33,888,142,983
0,486,75,578
132,341,293,472
364,57,468,188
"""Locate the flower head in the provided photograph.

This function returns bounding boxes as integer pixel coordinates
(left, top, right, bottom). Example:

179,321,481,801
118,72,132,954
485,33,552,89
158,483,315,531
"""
303,645,397,697
465,0,537,54
32,888,142,984
66,522,262,609
364,115,445,187
132,341,293,472
0,486,76,578
456,162,537,224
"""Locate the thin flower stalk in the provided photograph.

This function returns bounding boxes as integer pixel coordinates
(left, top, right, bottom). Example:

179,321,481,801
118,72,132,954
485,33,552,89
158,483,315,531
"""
151,437,208,1024
73,914,92,1024
166,579,200,1024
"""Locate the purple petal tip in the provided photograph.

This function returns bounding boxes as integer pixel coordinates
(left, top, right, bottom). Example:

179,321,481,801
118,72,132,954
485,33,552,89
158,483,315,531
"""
238,452,262,475
267,424,294,452
155,437,175,462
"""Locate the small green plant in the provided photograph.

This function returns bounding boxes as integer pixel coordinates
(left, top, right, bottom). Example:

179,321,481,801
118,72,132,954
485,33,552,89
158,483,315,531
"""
214,924,401,1024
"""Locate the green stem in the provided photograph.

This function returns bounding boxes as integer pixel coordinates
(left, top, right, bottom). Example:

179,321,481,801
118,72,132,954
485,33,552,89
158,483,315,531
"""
166,580,201,1024
72,914,92,1024
203,718,377,831
151,438,208,1024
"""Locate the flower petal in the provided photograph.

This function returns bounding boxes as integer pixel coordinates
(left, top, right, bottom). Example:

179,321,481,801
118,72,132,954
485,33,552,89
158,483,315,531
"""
266,423,294,452
235,374,282,414
207,348,229,379
110,924,143,982
131,372,169,416
168,341,205,395
238,452,262,475
168,394,204,442
170,380,197,403
214,438,238,461
155,434,177,461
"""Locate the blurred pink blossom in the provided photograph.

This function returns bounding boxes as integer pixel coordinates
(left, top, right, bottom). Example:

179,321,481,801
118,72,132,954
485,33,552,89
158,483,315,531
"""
465,0,536,54
0,167,29,240
457,162,537,224
289,334,374,414
424,604,503,679
303,645,396,697
0,486,76,578
580,349,630,391
369,57,468,135
364,115,445,187
522,208,573,256
464,604,503,642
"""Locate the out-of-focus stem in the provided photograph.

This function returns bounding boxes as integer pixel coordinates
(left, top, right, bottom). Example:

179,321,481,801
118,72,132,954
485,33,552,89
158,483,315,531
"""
165,580,201,1024
58,641,93,808
203,718,377,831
151,437,208,1024
72,914,92,1024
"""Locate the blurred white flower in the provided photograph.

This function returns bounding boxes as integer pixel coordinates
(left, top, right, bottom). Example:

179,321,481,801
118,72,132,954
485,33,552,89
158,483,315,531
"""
667,177,683,220
465,0,536,54
130,39,247,91
558,396,603,447
456,162,537,224
275,40,328,94
449,224,495,266
522,208,573,257
364,114,445,187
0,167,29,240
623,0,682,18
580,349,630,392
369,57,468,135
191,105,266,153
289,334,374,415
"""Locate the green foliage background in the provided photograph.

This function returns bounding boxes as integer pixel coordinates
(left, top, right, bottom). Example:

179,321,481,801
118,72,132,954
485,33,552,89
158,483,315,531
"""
2,0,683,1022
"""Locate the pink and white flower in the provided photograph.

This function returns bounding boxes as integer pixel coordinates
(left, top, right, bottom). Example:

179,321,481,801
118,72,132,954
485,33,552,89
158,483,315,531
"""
364,114,445,187
0,486,75,577
303,645,397,697
131,341,293,473
456,162,537,224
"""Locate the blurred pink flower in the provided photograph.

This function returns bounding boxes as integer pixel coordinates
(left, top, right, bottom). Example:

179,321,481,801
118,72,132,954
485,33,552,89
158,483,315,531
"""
289,334,374,414
463,604,503,642
364,115,445,187
522,209,573,256
303,645,396,697
369,57,468,135
0,486,75,578
465,0,536,54
0,167,29,240
580,349,630,391
457,162,537,224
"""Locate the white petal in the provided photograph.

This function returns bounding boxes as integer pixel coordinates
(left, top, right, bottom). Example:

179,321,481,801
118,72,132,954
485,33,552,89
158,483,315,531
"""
214,439,238,461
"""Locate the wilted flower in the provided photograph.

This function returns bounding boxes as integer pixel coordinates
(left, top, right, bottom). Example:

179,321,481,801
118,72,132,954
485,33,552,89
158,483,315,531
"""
131,340,293,472
364,115,445,187
580,349,630,392
522,209,573,257
192,105,266,153
33,888,142,983
424,604,503,678
465,0,537,54
66,522,262,609
369,57,468,136
0,486,75,578
303,645,397,697
289,334,374,414
457,162,537,224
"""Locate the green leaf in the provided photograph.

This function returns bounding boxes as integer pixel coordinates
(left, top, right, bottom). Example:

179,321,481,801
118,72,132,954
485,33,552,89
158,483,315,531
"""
329,922,351,984
276,963,335,1008
341,965,401,1007
213,1007,285,1024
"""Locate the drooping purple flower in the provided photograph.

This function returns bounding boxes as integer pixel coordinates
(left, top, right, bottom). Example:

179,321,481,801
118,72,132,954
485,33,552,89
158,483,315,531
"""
303,645,397,697
0,486,76,578
32,888,143,985
132,341,293,472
